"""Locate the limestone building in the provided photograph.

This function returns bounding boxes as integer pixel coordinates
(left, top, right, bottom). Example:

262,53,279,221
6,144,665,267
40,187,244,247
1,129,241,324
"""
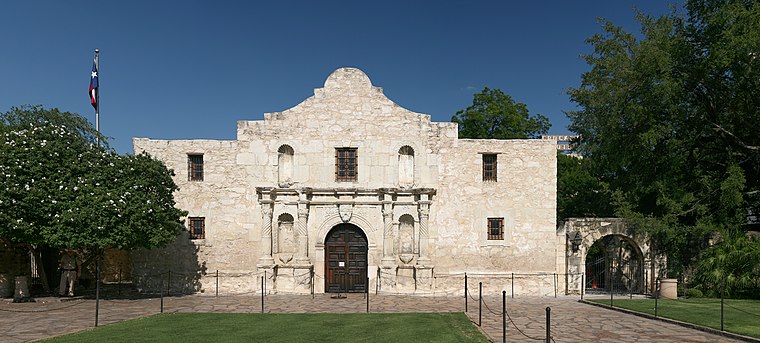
132,68,562,295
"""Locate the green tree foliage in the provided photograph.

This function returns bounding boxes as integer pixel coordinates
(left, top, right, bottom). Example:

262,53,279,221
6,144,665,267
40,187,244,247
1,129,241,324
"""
452,87,550,139
557,153,614,220
0,105,186,252
567,0,760,284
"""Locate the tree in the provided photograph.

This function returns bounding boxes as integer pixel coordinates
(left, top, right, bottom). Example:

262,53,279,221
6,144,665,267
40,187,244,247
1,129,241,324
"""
557,153,614,221
567,0,760,283
0,105,186,289
452,87,550,139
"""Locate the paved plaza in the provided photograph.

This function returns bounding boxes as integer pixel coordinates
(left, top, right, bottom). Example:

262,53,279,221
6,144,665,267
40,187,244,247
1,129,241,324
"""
0,292,744,342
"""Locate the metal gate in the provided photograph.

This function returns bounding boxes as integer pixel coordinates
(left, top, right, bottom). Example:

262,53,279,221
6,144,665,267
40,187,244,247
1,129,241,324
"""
585,236,643,294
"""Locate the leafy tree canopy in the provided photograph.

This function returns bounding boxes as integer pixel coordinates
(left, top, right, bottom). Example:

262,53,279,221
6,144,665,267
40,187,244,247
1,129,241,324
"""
0,105,186,252
557,153,614,221
452,87,550,139
567,0,760,278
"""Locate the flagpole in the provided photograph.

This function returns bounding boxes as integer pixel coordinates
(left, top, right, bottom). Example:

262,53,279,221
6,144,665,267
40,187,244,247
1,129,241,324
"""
94,48,100,145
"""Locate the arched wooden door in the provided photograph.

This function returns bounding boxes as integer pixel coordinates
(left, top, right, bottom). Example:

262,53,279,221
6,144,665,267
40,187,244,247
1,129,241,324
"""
324,224,368,293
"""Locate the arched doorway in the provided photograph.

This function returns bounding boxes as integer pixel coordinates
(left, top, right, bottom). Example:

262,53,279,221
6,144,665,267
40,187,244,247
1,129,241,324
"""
585,234,644,294
324,224,368,293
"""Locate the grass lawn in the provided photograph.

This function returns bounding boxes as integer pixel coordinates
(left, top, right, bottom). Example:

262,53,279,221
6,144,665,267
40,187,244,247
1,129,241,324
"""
41,312,489,343
589,298,760,338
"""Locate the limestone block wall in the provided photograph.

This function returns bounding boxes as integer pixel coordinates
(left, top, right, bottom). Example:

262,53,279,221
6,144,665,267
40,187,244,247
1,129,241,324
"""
431,139,558,281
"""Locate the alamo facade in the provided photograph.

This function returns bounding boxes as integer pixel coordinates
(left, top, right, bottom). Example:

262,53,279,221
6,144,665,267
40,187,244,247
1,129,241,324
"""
129,68,631,296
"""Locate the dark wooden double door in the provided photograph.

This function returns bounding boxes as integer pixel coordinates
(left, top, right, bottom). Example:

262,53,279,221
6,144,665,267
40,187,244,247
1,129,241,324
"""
325,224,368,293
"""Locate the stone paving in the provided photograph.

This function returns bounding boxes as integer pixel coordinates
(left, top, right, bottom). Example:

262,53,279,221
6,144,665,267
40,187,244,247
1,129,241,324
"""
0,292,744,342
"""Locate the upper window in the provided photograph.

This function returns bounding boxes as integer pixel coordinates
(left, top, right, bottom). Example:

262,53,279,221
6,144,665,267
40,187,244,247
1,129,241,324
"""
189,217,206,239
482,154,497,182
398,145,415,186
335,148,358,182
487,217,504,240
188,154,204,181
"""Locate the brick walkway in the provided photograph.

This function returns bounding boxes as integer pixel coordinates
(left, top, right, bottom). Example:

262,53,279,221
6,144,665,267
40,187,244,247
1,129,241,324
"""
0,293,743,342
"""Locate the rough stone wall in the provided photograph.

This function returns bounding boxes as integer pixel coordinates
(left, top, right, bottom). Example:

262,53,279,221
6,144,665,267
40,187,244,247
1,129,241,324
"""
130,68,560,295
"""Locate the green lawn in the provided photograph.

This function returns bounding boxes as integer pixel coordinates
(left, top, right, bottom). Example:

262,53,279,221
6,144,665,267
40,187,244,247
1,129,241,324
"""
41,312,489,343
589,298,760,338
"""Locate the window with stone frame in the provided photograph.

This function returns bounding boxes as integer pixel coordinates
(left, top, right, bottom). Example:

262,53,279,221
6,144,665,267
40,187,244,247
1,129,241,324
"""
487,217,504,240
188,154,204,181
335,148,358,182
189,217,205,239
482,153,497,182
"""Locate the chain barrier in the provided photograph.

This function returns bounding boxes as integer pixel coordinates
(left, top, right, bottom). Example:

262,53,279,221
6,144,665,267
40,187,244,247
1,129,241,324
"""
474,290,547,342
723,302,760,318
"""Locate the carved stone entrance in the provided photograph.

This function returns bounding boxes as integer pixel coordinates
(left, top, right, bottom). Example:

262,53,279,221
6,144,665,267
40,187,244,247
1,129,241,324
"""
324,224,367,293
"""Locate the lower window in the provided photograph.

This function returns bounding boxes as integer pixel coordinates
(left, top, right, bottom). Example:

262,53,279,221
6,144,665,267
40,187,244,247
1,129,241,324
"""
487,217,504,240
189,217,205,239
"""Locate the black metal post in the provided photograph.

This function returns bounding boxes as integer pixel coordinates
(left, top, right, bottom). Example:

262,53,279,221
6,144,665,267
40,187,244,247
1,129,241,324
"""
511,272,514,298
721,289,724,331
261,276,264,313
160,274,164,313
610,275,614,307
545,307,551,343
464,273,468,312
167,270,172,296
216,270,219,297
654,279,659,317
366,276,370,313
95,257,100,327
502,290,507,343
311,267,315,299
117,268,122,296
478,282,482,327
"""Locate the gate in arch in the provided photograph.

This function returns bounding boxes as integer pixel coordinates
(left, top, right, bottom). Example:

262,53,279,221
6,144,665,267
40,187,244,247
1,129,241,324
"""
324,223,368,293
560,218,666,295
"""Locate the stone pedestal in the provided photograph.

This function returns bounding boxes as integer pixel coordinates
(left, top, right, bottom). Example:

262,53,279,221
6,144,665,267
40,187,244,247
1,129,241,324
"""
256,267,275,295
379,266,396,293
396,265,415,293
659,278,678,299
415,266,433,293
275,265,313,294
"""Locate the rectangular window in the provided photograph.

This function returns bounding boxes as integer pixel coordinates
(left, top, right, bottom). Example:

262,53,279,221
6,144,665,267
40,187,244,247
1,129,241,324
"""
482,154,497,182
488,217,504,240
189,217,205,239
188,154,204,181
335,148,358,182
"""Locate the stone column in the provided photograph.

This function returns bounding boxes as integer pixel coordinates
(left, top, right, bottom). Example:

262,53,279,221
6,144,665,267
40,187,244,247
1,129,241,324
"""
257,201,275,266
381,193,395,267
416,194,431,266
295,202,310,265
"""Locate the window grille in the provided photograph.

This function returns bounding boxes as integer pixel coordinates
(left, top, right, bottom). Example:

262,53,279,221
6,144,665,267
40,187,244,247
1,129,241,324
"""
335,148,358,182
488,217,504,240
188,154,204,181
189,217,205,239
482,154,497,182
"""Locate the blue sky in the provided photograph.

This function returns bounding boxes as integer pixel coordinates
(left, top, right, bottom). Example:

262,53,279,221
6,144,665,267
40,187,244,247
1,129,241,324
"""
1,1,678,154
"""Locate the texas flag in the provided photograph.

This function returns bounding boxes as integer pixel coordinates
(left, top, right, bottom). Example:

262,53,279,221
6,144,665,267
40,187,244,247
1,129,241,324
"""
89,59,98,110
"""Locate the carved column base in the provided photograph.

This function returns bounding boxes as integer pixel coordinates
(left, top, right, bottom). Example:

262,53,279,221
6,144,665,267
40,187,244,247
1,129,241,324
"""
416,256,432,267
378,266,396,293
381,256,396,268
256,266,275,295
414,265,434,293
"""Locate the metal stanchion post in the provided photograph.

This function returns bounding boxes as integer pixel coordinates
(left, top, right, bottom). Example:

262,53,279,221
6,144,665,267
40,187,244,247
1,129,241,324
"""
511,273,514,298
118,268,122,296
261,276,264,313
366,276,370,313
581,274,585,300
545,307,551,343
464,273,468,312
502,290,507,343
721,289,724,331
610,276,614,307
167,270,172,296
478,282,482,327
160,275,165,313
216,270,219,297
95,257,100,327
654,279,659,317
